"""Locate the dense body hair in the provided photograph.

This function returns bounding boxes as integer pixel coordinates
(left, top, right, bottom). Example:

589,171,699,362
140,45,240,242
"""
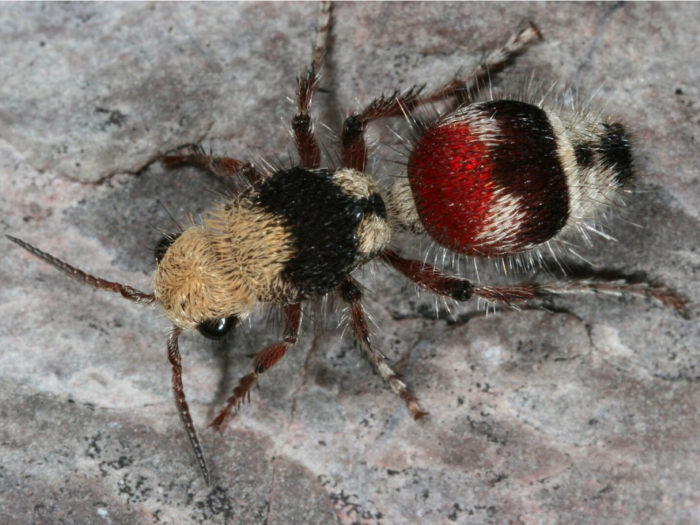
389,97,634,260
6,3,685,486
153,167,391,331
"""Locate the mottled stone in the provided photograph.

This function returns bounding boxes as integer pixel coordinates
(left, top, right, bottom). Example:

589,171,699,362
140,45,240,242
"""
1,3,699,525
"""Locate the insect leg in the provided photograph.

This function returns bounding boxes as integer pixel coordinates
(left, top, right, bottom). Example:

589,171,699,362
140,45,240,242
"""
383,250,687,311
167,327,210,485
292,1,332,169
418,21,542,109
339,21,541,171
162,144,261,184
475,280,688,312
210,303,303,430
340,87,424,172
339,278,428,420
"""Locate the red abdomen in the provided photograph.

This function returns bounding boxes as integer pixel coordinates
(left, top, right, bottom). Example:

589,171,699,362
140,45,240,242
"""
407,100,570,257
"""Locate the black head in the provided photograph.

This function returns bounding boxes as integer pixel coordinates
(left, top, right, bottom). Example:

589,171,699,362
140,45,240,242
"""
197,316,238,340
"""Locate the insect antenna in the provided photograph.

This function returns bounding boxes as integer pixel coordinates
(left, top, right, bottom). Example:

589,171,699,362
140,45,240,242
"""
7,234,216,483
6,235,155,305
156,199,185,233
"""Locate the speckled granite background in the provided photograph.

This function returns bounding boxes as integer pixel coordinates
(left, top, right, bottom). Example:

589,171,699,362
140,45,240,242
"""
1,3,698,524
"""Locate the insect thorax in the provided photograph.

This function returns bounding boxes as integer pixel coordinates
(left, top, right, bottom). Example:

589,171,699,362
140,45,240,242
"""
153,167,391,329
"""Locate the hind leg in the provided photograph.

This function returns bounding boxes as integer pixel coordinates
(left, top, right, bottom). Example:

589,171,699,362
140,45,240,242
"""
340,22,542,171
382,249,688,312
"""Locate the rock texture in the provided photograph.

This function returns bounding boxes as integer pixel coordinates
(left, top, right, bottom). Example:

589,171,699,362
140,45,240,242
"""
1,3,698,524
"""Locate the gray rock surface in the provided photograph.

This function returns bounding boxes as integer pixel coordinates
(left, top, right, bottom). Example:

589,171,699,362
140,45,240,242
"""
1,2,699,524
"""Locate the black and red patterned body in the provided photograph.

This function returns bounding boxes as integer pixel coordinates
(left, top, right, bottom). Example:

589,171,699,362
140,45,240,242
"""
404,99,634,257
7,4,684,488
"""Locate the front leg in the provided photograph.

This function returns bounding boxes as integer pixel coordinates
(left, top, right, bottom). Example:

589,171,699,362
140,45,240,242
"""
167,327,210,485
162,144,261,184
210,303,303,430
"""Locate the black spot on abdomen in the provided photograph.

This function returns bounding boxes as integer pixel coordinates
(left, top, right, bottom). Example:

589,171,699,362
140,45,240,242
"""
598,122,634,186
574,143,595,168
489,100,570,249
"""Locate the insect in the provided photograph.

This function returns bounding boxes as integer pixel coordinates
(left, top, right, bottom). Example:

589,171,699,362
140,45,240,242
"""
6,2,686,486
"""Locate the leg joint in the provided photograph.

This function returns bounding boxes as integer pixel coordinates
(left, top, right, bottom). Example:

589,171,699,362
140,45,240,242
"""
342,115,364,141
293,113,312,132
447,279,474,301
339,279,362,303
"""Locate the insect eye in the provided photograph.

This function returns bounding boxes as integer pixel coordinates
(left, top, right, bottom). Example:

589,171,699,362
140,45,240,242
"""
197,316,238,340
155,234,181,264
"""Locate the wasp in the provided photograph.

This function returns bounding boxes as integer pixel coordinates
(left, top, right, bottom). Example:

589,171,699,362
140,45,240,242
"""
7,2,686,485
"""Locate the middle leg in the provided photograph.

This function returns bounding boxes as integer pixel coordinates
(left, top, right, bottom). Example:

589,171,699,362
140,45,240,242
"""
339,278,428,420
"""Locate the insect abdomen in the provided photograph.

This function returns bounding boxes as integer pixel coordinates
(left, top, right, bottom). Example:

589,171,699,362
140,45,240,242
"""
408,100,568,256
406,99,633,257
